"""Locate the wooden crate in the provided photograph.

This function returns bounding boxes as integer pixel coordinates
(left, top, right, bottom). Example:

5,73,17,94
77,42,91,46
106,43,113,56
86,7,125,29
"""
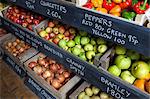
24,53,81,99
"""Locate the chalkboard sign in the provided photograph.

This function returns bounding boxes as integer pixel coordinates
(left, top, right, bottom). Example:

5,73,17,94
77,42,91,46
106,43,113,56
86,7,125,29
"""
24,75,56,99
5,0,150,57
1,16,150,99
3,52,26,78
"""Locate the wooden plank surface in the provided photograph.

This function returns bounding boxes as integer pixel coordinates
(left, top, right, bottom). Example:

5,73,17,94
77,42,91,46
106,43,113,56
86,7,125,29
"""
0,59,39,99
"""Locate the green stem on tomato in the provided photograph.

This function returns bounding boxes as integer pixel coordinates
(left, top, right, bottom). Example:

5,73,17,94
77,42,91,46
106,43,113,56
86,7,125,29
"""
140,0,148,10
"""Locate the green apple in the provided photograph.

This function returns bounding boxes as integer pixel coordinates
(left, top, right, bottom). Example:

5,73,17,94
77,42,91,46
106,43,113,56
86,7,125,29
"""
94,45,97,53
91,96,100,99
92,86,100,95
81,37,90,45
85,87,93,96
67,48,72,53
56,34,64,39
45,27,52,33
58,39,67,48
72,47,81,56
86,51,95,60
148,60,150,72
83,95,90,99
63,46,68,50
131,61,149,79
84,44,94,51
126,50,140,60
108,65,121,76
115,55,131,69
97,45,107,53
96,38,106,44
89,60,94,64
74,35,81,45
79,52,87,61
120,71,136,84
67,40,75,47
81,48,85,52
79,30,87,36
39,30,47,38
90,38,96,45
115,45,126,55
75,45,82,49
78,91,86,99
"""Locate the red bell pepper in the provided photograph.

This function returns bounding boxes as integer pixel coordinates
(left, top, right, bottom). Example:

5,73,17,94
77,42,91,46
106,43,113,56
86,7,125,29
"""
119,0,132,9
83,2,94,9
102,0,116,11
133,0,150,14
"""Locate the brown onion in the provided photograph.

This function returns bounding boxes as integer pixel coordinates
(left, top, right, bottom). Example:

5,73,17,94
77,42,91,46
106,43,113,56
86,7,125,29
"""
38,57,46,66
7,42,12,47
28,61,37,69
50,64,58,72
46,77,53,84
33,66,43,75
15,39,20,43
63,71,70,78
13,42,17,47
19,47,24,53
51,79,61,89
57,74,65,83
42,70,53,79
58,68,64,74
16,45,21,50
49,59,56,65
42,67,47,72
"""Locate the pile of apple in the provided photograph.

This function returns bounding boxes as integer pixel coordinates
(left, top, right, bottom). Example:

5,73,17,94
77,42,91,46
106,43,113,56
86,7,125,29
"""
5,38,31,57
39,20,108,64
5,6,44,31
108,45,150,93
78,86,113,99
28,56,72,89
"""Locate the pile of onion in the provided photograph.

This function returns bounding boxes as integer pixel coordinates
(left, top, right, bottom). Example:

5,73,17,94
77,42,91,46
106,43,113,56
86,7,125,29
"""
5,38,31,57
28,56,72,89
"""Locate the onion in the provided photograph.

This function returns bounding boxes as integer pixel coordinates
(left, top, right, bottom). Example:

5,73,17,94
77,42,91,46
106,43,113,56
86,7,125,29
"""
49,59,56,65
15,39,20,43
46,77,53,84
5,46,9,50
13,53,17,57
12,48,17,53
57,74,65,83
13,42,17,47
28,61,37,69
33,66,43,75
58,68,64,74
63,71,70,78
16,45,21,50
19,47,24,53
42,67,47,72
44,62,49,68
42,70,53,79
51,79,61,89
38,57,46,66
50,64,58,72
7,42,12,47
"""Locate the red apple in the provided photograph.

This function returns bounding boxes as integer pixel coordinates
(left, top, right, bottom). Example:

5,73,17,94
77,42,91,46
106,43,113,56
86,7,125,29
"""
48,21,55,28
49,32,56,39
33,19,40,25
64,31,70,37
59,26,65,34
22,22,28,28
53,37,60,44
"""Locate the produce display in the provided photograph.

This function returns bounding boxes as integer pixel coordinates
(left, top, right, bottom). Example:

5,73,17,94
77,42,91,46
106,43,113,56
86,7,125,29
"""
82,0,150,25
0,28,7,37
28,56,73,89
78,86,113,99
108,45,150,94
4,38,31,57
38,20,109,64
5,6,44,31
